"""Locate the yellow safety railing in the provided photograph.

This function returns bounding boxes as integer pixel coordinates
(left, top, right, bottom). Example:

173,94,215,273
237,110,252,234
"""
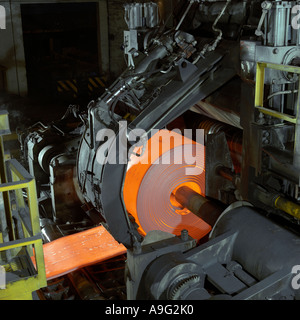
0,159,47,299
254,62,300,215
255,61,300,124
0,111,46,299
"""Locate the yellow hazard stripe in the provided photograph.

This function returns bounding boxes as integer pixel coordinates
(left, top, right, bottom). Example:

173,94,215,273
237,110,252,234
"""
57,80,78,93
57,81,69,91
57,77,106,95
94,77,105,87
89,78,98,88
66,80,78,93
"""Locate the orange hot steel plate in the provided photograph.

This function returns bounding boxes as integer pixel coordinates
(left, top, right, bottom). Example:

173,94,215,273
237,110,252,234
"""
33,226,126,280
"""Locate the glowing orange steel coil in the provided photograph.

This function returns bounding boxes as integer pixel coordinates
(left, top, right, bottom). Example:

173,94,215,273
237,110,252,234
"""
123,129,211,241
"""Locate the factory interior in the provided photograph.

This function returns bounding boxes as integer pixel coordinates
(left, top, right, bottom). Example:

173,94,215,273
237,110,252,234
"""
0,0,300,301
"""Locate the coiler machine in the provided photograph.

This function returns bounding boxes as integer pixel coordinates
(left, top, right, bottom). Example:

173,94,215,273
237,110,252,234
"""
19,0,300,300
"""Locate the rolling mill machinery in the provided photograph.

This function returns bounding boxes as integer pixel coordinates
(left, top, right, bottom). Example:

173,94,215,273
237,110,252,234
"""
18,0,300,300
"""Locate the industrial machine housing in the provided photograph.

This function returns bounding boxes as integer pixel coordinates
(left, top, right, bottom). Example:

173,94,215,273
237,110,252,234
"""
12,0,300,300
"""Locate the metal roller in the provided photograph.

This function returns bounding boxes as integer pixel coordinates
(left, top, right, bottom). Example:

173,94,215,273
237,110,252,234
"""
210,205,300,283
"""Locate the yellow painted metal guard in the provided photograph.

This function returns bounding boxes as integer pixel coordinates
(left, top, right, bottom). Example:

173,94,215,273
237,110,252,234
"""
255,62,300,220
255,61,300,124
0,158,46,299
274,196,300,220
